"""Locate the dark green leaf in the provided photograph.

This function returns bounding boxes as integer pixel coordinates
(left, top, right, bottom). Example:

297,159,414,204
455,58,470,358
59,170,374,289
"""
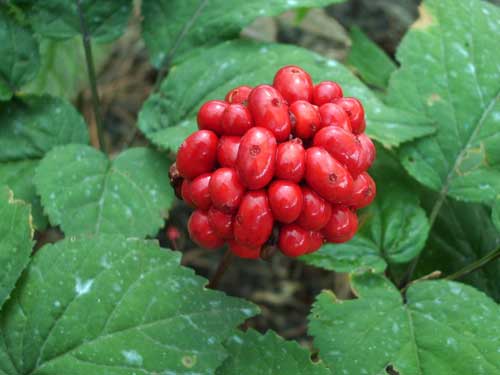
0,235,258,374
217,329,329,374
387,0,500,204
346,26,397,89
0,8,40,100
310,273,500,375
493,199,500,231
34,145,175,237
0,186,33,309
139,40,434,152
0,95,89,228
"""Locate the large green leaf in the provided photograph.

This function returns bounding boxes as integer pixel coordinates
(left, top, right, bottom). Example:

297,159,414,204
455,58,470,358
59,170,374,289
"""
310,273,500,375
387,0,500,205
216,329,329,375
493,199,500,231
346,26,397,90
0,186,33,309
0,235,258,374
0,95,89,228
0,8,40,100
417,198,500,301
34,145,175,237
27,0,133,43
142,0,343,68
139,40,434,152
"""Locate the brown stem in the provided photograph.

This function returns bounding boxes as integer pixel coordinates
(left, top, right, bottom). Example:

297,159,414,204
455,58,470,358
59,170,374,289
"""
207,250,234,289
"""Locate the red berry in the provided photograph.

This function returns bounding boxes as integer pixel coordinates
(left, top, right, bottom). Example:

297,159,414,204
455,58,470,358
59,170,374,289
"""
319,103,352,132
217,136,240,168
233,190,273,247
248,85,291,142
307,230,324,254
334,97,365,134
221,104,253,136
197,100,227,134
305,147,353,204
181,179,194,207
278,224,314,257
209,168,245,213
275,139,305,183
177,130,218,179
208,207,234,239
273,65,313,103
289,100,321,139
313,126,364,177
189,173,212,210
322,206,358,243
166,225,181,241
228,240,261,259
312,81,343,106
268,180,303,223
349,172,376,209
188,210,225,249
225,85,252,104
236,127,277,189
296,186,332,230
357,133,376,171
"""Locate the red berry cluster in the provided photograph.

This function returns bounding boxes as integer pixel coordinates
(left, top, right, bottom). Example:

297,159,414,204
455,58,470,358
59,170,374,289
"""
173,65,376,259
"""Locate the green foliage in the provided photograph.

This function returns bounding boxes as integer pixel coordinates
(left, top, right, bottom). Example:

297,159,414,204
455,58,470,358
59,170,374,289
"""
35,145,175,238
0,235,257,374
310,273,500,375
347,26,397,90
141,0,344,68
0,186,33,309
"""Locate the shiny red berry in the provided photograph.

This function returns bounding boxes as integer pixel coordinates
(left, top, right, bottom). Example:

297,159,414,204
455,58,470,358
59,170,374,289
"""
273,65,313,103
188,210,225,249
189,173,212,210
312,81,343,106
349,172,376,209
278,224,318,257
208,207,234,239
225,85,252,104
296,186,332,230
334,97,365,134
357,133,376,171
197,100,228,134
236,127,277,189
217,136,240,168
289,100,321,139
166,225,181,241
322,206,358,243
228,240,261,259
307,230,324,254
209,168,245,213
268,180,303,223
177,130,218,179
275,139,305,183
248,85,291,142
221,104,254,136
319,103,352,132
305,147,353,204
233,190,274,247
181,179,194,207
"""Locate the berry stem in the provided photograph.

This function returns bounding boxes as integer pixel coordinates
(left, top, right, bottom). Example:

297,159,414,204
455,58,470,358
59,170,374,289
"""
207,249,234,289
445,247,500,281
76,0,107,153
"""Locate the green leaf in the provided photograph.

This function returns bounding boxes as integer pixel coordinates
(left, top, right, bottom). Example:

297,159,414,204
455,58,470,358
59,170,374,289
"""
0,7,40,100
216,329,329,375
346,26,397,90
139,40,435,152
0,186,33,309
310,273,500,375
22,37,112,100
35,145,175,238
0,95,89,228
28,0,133,43
141,0,344,68
0,235,258,374
387,0,500,204
493,199,500,232
417,198,500,301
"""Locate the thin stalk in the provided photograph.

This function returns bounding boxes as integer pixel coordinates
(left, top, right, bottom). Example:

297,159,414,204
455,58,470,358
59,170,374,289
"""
446,247,500,281
207,250,234,289
76,0,107,153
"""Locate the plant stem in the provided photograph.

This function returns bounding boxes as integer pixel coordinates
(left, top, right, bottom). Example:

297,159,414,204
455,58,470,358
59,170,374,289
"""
76,0,107,153
446,247,500,281
207,250,234,289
